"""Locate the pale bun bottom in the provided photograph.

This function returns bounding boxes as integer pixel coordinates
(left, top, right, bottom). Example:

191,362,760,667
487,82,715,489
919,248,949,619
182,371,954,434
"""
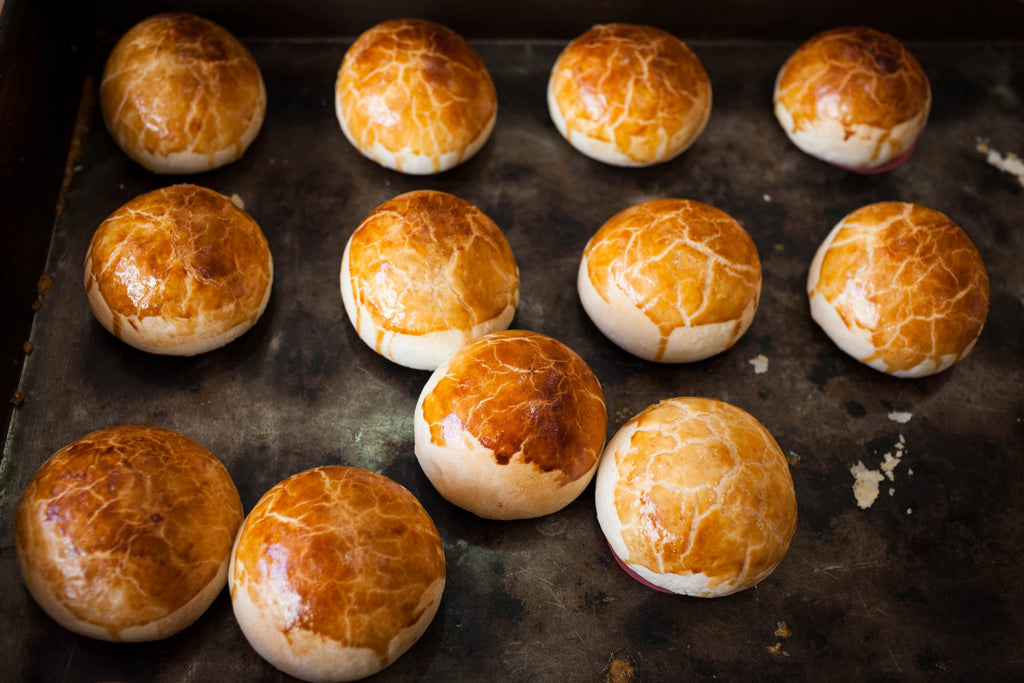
229,569,443,682
547,84,693,167
413,361,597,520
335,97,495,175
577,255,756,363
774,99,925,171
19,555,229,642
85,263,273,356
340,241,516,370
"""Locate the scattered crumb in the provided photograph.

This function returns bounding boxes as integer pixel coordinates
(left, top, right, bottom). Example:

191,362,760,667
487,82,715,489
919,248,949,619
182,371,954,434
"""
748,354,769,374
230,193,246,210
10,390,25,407
908,468,914,476
889,487,895,496
774,621,792,639
786,450,801,466
887,411,913,424
22,341,34,355
973,137,1024,187
766,642,791,657
881,451,902,481
907,508,913,515
31,299,42,312
851,461,884,509
762,193,772,202
603,650,637,683
37,273,55,296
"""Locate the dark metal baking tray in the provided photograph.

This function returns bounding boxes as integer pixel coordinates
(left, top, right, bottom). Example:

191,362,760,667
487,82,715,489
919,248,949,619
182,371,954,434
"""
1,20,1022,682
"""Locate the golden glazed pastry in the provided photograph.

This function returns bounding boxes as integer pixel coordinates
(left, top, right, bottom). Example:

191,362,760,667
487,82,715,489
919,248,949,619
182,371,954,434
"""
773,26,931,172
100,13,266,173
229,466,445,683
340,190,519,370
548,23,712,166
595,397,797,597
84,184,273,355
14,426,243,641
808,201,989,377
335,18,497,174
414,330,607,520
578,198,761,362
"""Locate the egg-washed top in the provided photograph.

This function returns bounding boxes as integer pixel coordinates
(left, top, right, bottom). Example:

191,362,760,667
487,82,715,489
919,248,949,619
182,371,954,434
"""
810,201,989,373
585,198,761,329
336,18,497,171
346,190,518,336
549,23,711,163
775,26,931,136
85,184,273,347
230,466,445,665
100,13,265,166
611,398,797,590
14,426,242,639
421,330,606,485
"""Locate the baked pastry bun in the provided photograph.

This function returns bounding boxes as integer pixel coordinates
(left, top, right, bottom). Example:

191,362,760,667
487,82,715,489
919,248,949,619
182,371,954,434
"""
414,330,607,520
335,18,497,174
578,198,761,362
84,184,274,356
230,466,445,683
595,397,797,597
808,201,989,378
100,13,266,174
340,190,519,370
773,26,931,173
547,23,711,166
14,426,242,641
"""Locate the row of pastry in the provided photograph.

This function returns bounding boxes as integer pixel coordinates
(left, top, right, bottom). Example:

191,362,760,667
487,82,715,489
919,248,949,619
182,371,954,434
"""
100,14,931,175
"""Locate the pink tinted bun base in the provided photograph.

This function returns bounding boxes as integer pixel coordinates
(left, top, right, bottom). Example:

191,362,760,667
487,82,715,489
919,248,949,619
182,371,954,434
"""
834,146,915,174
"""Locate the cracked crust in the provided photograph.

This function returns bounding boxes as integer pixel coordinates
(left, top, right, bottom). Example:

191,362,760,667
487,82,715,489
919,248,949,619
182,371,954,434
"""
340,190,519,370
773,26,931,171
594,398,797,597
335,18,497,174
578,198,761,362
547,23,711,167
807,201,989,377
14,426,242,641
100,13,266,174
84,184,273,356
414,330,607,520
229,466,445,682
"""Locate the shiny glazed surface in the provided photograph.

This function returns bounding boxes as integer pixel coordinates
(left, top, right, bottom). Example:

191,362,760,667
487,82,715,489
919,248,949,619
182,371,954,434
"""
14,426,242,639
346,190,518,336
335,18,497,173
809,201,989,374
421,330,606,485
100,13,266,171
548,23,711,164
230,466,445,667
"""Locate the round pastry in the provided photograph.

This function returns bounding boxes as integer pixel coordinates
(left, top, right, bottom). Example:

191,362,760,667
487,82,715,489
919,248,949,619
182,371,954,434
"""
773,26,931,172
547,23,712,167
414,330,607,520
808,201,989,378
14,426,242,641
595,397,797,597
230,466,445,683
340,190,519,370
84,184,274,356
100,13,266,174
335,18,497,174
578,198,761,363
